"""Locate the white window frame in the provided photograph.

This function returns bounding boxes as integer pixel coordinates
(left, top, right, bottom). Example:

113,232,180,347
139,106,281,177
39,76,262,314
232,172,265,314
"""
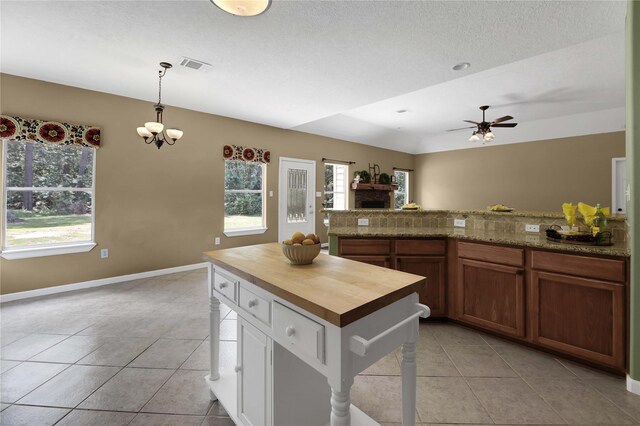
1,139,97,260
394,170,410,209
223,160,267,237
323,163,348,212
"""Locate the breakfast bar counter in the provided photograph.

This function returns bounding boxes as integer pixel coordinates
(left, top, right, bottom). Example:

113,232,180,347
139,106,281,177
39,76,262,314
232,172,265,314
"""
203,243,427,426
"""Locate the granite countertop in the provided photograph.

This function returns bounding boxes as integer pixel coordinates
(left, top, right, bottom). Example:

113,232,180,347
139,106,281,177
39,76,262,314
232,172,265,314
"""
323,209,627,222
328,226,630,257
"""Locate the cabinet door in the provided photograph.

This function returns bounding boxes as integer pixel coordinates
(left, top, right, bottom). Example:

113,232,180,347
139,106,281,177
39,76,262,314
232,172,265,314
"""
341,255,392,269
530,271,625,370
396,256,446,316
457,259,525,337
237,318,272,426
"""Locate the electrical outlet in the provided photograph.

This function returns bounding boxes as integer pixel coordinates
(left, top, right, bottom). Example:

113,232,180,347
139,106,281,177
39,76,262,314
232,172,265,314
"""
525,224,540,233
357,218,369,226
269,191,273,197
100,248,109,259
454,219,466,228
316,191,322,197
214,237,221,245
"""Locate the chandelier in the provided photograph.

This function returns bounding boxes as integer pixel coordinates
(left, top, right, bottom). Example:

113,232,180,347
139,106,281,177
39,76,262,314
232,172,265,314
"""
136,62,183,149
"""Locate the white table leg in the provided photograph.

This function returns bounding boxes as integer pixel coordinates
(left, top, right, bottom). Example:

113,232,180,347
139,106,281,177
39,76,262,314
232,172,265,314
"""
401,320,418,426
209,293,221,401
330,387,351,426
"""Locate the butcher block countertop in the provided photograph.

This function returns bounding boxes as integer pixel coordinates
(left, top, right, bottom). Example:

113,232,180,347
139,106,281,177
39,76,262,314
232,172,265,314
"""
203,243,425,327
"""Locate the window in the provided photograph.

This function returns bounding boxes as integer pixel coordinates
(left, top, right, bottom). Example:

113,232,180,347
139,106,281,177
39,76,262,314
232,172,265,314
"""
224,160,266,236
2,139,96,258
394,170,409,209
324,163,348,211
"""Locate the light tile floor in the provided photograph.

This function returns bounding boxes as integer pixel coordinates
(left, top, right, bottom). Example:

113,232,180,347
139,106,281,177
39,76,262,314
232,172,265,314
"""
0,269,638,425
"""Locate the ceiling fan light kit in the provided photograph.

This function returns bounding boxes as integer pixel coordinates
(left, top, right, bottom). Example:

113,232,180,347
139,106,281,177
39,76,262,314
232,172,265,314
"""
210,0,271,16
136,62,184,149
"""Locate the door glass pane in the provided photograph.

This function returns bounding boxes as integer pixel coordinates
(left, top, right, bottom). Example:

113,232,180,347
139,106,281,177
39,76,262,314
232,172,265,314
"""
287,168,307,223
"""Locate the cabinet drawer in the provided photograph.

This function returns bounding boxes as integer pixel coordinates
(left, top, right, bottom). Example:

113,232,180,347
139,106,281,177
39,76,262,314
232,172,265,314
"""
396,239,445,255
239,286,271,325
458,241,523,267
214,270,238,304
339,239,391,255
530,251,625,283
273,302,325,364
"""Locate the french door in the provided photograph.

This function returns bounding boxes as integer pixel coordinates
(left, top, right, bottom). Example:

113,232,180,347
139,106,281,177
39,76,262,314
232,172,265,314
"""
278,158,316,243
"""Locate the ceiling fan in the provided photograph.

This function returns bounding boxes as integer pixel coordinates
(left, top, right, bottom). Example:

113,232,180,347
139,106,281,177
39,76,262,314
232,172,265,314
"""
447,105,518,142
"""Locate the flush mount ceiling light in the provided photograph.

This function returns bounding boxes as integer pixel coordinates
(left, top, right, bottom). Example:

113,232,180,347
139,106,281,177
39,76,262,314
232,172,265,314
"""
452,62,471,71
136,62,183,149
210,0,271,16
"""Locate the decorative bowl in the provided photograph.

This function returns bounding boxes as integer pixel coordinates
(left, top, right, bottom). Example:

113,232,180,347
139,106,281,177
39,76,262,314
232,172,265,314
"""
282,243,321,265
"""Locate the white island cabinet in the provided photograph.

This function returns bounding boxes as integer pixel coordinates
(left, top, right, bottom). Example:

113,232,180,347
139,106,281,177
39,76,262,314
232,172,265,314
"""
203,243,429,426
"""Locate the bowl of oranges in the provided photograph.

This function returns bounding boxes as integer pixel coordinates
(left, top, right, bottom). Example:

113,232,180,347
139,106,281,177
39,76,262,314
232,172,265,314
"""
282,232,321,265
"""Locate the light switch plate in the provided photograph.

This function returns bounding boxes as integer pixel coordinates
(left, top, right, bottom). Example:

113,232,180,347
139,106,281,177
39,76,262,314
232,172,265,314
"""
316,192,322,197
525,224,540,233
454,219,466,228
357,218,369,226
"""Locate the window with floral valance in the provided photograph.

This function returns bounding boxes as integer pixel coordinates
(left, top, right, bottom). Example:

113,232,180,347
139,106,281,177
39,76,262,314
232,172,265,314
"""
223,144,270,163
1,115,101,259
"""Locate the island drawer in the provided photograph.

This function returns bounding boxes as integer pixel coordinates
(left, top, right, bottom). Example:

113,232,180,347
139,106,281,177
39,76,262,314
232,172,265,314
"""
273,302,325,364
530,251,626,283
458,241,524,267
239,286,271,325
339,239,391,255
213,270,238,304
396,239,445,255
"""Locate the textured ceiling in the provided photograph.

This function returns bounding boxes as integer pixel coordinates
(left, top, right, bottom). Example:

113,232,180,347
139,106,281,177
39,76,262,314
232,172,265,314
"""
0,0,627,153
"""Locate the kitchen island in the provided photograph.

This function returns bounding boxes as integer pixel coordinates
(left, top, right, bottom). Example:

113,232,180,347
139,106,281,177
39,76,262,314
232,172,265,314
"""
203,243,427,426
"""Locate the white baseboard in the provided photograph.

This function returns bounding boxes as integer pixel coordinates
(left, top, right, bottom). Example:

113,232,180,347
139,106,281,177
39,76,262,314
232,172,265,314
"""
628,375,640,396
0,262,208,303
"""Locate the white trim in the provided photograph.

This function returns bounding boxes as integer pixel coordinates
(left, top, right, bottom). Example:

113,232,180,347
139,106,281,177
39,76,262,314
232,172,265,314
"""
224,227,268,237
628,375,640,396
1,242,96,260
0,262,208,303
612,157,626,214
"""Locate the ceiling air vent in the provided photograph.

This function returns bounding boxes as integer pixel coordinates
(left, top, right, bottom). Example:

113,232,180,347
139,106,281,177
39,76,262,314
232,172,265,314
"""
178,57,211,71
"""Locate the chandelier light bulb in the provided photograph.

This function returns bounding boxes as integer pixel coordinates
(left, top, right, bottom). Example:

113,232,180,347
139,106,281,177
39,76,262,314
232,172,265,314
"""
485,131,495,140
137,127,152,139
166,129,184,141
145,121,164,135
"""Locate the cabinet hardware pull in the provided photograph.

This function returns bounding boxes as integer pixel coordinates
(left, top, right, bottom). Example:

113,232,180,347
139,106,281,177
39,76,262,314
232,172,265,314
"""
234,365,241,372
248,299,258,308
286,326,295,337
219,282,227,289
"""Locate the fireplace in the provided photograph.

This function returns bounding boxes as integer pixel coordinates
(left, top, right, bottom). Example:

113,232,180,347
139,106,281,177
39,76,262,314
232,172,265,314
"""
355,189,392,209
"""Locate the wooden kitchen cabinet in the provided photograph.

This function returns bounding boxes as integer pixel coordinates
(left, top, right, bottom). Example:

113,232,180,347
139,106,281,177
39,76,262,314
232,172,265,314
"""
457,258,526,337
338,238,447,316
529,251,626,370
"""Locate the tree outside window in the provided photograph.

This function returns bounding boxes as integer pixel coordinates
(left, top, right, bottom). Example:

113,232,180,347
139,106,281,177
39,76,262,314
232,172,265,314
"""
224,160,265,231
394,170,409,209
3,139,95,249
324,163,347,210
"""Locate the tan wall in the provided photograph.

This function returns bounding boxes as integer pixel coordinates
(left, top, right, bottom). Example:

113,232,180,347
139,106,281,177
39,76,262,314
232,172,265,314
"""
0,74,414,294
413,132,626,211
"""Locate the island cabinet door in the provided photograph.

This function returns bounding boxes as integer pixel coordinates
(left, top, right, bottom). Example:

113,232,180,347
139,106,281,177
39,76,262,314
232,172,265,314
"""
237,318,272,426
457,258,526,338
396,256,446,316
530,271,625,370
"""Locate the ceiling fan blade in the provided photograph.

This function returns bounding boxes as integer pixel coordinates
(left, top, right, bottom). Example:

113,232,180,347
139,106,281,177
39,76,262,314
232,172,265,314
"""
491,123,518,128
490,115,513,124
446,126,476,132
463,120,479,125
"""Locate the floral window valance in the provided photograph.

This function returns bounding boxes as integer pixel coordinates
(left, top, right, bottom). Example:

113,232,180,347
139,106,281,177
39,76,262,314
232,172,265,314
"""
0,115,101,149
223,144,270,164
